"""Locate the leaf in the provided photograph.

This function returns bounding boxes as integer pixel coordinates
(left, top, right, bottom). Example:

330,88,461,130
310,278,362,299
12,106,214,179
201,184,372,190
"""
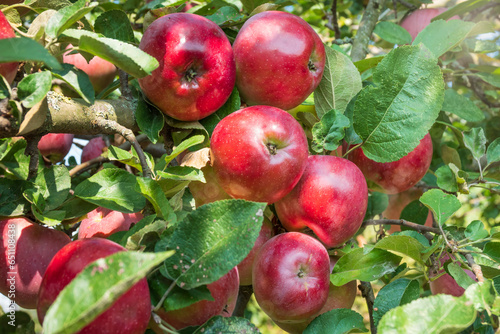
483,242,500,263
193,316,260,333
0,37,61,69
0,75,10,99
399,199,430,229
314,46,362,119
157,166,205,182
352,45,443,162
486,138,500,165
392,231,430,247
364,191,388,220
43,251,173,334
441,89,485,122
463,127,486,162
419,189,461,226
0,138,30,180
441,145,462,170
432,0,491,21
436,165,459,193
447,263,476,290
311,109,350,153
51,63,95,104
0,311,35,333
353,56,384,74
476,72,500,88
374,235,425,264
17,71,52,108
135,98,164,144
331,248,401,286
464,281,496,312
35,165,71,212
0,179,30,216
161,199,266,289
205,6,245,26
304,309,368,334
199,88,240,137
372,278,420,327
374,21,412,45
465,220,489,241
240,0,267,14
45,0,99,38
94,10,134,43
106,146,141,171
135,177,175,220
74,167,146,213
161,135,206,167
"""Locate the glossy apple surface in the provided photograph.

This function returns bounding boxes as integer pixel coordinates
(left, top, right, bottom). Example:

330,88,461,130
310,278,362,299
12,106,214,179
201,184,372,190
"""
430,253,476,297
401,8,460,41
275,155,368,248
78,207,143,239
252,232,330,323
346,133,433,194
37,238,151,334
210,105,309,204
81,137,107,163
383,188,433,233
188,164,232,207
0,12,19,84
0,218,70,309
37,133,74,163
233,11,325,110
139,13,235,121
157,267,239,329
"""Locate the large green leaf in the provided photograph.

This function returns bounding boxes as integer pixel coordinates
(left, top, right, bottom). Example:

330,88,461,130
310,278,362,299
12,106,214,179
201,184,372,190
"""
463,127,486,162
45,0,99,38
17,71,52,108
135,177,175,220
51,63,95,104
135,98,164,145
304,309,368,334
441,89,484,122
374,235,425,264
94,10,135,43
374,21,412,45
34,165,71,212
373,278,420,327
0,37,61,69
419,189,461,225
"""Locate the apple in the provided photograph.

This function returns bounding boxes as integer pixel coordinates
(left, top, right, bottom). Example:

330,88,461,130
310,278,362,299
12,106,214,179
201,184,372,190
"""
63,46,117,93
383,188,433,233
210,105,309,204
37,133,75,163
232,11,325,110
0,217,70,309
156,267,239,329
0,12,19,85
37,238,151,334
401,8,460,42
188,164,232,207
78,207,144,239
275,155,368,248
81,137,107,163
346,133,433,194
138,13,235,121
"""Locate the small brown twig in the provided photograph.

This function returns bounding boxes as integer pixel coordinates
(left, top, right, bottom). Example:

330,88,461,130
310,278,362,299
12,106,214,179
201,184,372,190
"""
69,155,109,177
118,69,133,101
232,285,254,317
359,281,376,334
464,253,484,283
24,135,42,180
362,219,440,234
326,0,341,39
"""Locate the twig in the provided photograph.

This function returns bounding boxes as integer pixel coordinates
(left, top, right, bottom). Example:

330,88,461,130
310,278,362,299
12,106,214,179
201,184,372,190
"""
438,222,454,251
397,0,417,9
468,76,500,108
24,135,42,180
351,0,387,62
464,253,484,283
154,280,177,312
232,285,253,317
118,69,133,101
326,0,341,39
69,155,109,177
362,219,440,234
359,281,376,334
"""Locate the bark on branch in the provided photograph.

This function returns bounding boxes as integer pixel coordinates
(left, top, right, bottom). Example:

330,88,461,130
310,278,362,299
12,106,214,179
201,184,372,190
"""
359,281,376,334
464,253,484,283
351,0,387,62
362,219,441,235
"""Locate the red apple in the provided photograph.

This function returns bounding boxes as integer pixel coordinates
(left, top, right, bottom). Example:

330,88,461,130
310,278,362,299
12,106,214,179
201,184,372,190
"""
429,253,476,297
188,163,232,207
0,217,70,309
346,133,433,194
78,207,143,239
81,137,107,163
63,46,117,93
252,232,330,323
275,155,368,248
37,133,74,163
233,11,325,110
156,267,239,329
383,188,433,233
139,13,235,121
37,238,151,334
0,11,19,85
401,8,460,42
210,105,309,204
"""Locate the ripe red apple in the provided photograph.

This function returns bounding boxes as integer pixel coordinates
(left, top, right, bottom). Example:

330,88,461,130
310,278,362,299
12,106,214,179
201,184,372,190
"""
188,164,232,207
37,238,151,334
37,133,74,163
0,217,70,309
252,232,330,323
156,267,239,329
275,155,368,248
63,46,117,93
139,13,235,121
78,207,143,239
383,188,433,233
232,11,325,110
210,105,309,204
429,253,476,297
346,133,433,194
0,12,19,85
401,8,460,42
81,137,107,163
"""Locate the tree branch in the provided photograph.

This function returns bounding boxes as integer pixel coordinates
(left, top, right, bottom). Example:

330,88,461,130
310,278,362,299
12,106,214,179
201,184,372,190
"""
351,0,387,62
24,135,41,180
359,281,376,334
362,219,440,235
69,155,110,177
326,0,341,39
232,285,253,317
464,253,484,283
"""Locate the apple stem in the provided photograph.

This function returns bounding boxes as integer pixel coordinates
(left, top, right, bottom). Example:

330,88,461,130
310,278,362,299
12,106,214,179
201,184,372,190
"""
308,60,317,72
266,143,278,155
184,68,197,82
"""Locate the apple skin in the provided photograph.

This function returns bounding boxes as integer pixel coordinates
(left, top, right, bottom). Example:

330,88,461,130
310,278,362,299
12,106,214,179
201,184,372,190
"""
37,133,75,163
37,238,151,334
81,137,107,163
78,207,144,239
275,155,368,248
383,188,433,233
429,253,476,297
233,11,325,110
156,267,239,329
0,12,19,85
188,163,232,207
401,8,460,42
139,13,235,121
210,105,309,204
252,232,331,323
346,133,433,195
0,218,71,309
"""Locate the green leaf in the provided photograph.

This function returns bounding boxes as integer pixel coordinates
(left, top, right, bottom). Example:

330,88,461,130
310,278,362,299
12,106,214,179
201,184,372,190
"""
161,199,266,289
193,316,260,333
240,0,267,14
476,72,500,88
465,220,489,241
353,56,384,74
419,189,461,225
135,177,175,220
463,127,486,162
0,37,61,70
58,28,101,46
106,146,141,171
157,166,205,182
0,138,30,180
0,75,10,99
161,135,206,167
94,10,134,43
43,251,173,334
377,294,476,333
304,309,368,334
331,248,401,286
78,35,159,78
447,263,476,290
364,191,388,220
392,231,430,247
483,242,500,263
205,6,245,26
17,71,52,108
441,145,462,169
51,63,95,104
486,138,500,166
0,179,30,216
432,0,491,21
314,46,362,118
199,88,240,137
399,199,430,229
464,281,496,312
441,89,485,122
374,21,412,45
374,235,425,264
45,0,99,38
373,278,420,327
74,167,146,213
35,165,71,212
353,45,443,162
0,311,35,333
436,165,459,193
135,98,164,144
311,109,350,153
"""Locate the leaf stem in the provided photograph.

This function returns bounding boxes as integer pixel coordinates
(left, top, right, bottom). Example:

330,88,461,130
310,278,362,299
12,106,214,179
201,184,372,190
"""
342,143,362,158
153,280,177,312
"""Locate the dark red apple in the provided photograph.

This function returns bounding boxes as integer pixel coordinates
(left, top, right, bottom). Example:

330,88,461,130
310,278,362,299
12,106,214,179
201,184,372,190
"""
429,253,476,297
346,133,433,194
138,13,235,121
37,238,151,334
81,137,107,163
252,232,330,323
156,267,239,329
275,155,368,248
232,11,325,110
37,133,74,163
0,217,70,309
401,8,460,42
0,11,19,85
188,163,232,207
78,207,143,239
210,105,309,204
383,188,433,233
